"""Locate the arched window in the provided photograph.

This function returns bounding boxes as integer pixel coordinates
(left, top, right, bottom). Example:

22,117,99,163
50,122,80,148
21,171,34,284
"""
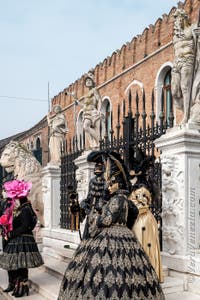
36,137,41,149
76,111,84,147
32,137,42,165
155,62,174,124
101,98,111,140
105,100,111,136
163,70,173,125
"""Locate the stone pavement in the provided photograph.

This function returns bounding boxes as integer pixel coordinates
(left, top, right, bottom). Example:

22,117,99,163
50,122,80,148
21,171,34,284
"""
0,268,48,300
166,292,200,300
1,266,200,300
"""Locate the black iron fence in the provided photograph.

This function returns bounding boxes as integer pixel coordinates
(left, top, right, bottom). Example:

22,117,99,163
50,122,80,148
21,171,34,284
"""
61,88,174,246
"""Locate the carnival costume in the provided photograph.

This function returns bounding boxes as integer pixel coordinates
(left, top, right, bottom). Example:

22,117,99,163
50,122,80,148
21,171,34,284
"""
0,195,18,293
58,151,165,300
0,180,44,297
129,148,163,282
80,151,109,240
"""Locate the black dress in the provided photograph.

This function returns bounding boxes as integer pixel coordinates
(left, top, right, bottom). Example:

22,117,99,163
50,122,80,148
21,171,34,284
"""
80,174,108,240
0,200,44,270
58,190,165,300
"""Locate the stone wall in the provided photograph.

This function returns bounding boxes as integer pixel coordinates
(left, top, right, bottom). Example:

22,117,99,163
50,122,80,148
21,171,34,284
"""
51,0,199,143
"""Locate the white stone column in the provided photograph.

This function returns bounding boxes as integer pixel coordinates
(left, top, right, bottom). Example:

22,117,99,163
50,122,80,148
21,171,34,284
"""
155,125,200,275
41,164,80,256
40,153,95,253
41,165,61,229
74,150,95,234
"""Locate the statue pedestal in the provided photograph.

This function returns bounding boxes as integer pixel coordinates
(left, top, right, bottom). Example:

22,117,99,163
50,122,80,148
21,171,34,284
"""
155,124,200,291
75,150,95,202
74,150,95,234
40,152,96,255
41,164,80,257
41,164,61,229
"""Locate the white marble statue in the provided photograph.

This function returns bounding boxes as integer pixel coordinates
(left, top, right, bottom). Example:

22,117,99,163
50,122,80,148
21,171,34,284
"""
171,8,196,124
189,26,200,124
171,8,200,125
0,141,44,226
75,71,105,149
47,104,68,165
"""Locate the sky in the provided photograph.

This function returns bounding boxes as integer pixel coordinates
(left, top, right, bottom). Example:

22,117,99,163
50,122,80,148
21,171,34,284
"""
0,0,179,140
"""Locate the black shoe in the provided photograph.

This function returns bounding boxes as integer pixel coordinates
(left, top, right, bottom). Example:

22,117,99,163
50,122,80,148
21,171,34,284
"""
14,281,29,297
11,279,20,296
3,283,15,293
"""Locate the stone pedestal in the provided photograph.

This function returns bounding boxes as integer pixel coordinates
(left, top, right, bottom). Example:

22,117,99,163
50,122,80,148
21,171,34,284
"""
75,150,95,202
155,124,200,282
40,152,95,254
41,164,80,256
74,150,95,234
41,164,61,229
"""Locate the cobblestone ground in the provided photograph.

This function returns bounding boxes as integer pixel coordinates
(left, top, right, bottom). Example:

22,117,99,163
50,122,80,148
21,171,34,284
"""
0,290,9,300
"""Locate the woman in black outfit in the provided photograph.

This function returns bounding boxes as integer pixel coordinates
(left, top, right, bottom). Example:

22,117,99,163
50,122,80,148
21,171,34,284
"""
0,180,44,297
0,195,18,293
58,151,165,300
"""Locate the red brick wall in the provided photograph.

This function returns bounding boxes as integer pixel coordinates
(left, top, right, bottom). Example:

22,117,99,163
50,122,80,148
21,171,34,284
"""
20,0,200,165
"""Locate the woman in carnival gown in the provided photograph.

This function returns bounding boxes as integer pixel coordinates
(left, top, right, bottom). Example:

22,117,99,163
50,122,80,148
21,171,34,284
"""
0,180,44,297
58,151,165,300
128,148,163,282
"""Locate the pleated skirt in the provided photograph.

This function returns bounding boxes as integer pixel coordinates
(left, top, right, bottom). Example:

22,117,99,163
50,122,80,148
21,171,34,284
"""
0,234,44,270
58,225,165,300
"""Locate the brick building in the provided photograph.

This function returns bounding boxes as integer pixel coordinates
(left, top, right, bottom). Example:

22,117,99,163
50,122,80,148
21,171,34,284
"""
1,0,199,165
50,0,199,152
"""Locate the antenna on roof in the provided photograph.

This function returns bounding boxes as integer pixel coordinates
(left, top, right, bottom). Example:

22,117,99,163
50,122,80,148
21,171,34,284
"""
48,81,50,112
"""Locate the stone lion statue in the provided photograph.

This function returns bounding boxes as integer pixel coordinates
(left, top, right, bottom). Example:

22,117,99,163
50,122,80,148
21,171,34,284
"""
0,141,44,226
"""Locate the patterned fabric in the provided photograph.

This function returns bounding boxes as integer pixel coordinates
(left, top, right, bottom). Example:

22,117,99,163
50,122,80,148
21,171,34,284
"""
0,235,43,270
80,175,107,240
0,200,43,270
58,191,165,300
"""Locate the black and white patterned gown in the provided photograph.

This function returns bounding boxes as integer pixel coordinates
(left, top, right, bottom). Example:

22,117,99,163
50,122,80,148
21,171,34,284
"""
58,190,165,300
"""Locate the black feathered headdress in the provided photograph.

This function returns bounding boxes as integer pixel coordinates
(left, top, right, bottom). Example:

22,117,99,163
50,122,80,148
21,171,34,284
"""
129,147,154,178
129,147,160,201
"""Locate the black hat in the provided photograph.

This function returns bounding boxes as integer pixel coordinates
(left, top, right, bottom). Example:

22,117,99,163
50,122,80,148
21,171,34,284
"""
129,147,154,177
87,150,105,164
87,150,106,175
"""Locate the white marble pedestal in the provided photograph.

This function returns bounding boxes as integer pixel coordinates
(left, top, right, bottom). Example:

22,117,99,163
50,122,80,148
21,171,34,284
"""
41,164,80,259
40,152,96,257
155,124,200,293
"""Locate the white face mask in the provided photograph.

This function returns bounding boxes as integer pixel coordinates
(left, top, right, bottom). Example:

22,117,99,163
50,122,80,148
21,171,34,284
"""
14,200,20,209
2,190,7,199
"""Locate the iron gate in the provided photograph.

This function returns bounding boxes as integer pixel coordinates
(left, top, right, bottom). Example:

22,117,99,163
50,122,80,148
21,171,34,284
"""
60,89,174,247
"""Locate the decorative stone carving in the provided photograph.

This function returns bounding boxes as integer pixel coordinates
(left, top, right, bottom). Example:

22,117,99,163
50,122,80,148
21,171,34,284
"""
161,155,184,254
0,141,44,226
75,70,105,149
155,127,200,279
47,104,68,165
76,168,88,201
171,8,197,124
